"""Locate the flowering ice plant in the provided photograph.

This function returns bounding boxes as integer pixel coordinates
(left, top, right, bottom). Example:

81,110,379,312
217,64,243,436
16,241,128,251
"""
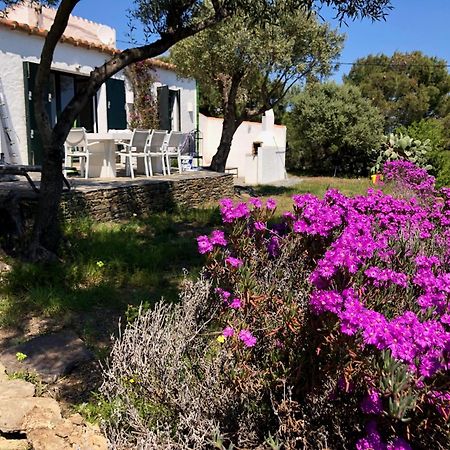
196,162,449,448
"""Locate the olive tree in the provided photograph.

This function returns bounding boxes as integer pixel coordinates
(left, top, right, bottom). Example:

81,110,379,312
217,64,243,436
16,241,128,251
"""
170,7,344,172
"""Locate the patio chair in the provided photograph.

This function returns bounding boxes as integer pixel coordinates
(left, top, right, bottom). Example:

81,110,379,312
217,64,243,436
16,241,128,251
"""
146,130,168,176
116,129,151,179
164,131,189,175
64,127,99,179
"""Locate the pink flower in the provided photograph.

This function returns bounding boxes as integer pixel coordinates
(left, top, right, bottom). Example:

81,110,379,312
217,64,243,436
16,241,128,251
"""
266,198,277,210
254,221,266,231
239,329,257,347
361,390,383,415
216,288,231,303
223,326,234,338
249,197,263,208
387,437,412,450
196,235,213,254
225,257,243,268
229,298,241,309
210,230,228,246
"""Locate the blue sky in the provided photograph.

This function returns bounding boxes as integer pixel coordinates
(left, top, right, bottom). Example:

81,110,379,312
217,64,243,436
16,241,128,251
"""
73,0,450,82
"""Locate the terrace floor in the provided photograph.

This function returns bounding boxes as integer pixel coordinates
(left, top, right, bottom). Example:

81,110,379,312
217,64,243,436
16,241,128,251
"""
0,169,226,196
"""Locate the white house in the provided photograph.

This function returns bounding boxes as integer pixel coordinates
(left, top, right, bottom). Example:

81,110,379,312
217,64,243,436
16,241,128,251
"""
0,1,197,166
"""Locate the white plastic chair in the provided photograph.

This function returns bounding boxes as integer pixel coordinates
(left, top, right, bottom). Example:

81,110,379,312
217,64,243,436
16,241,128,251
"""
64,128,98,179
164,131,189,175
116,129,151,179
146,130,168,176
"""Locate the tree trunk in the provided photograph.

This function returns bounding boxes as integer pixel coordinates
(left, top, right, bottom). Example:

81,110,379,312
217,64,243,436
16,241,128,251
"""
210,118,240,172
30,141,64,258
209,74,243,173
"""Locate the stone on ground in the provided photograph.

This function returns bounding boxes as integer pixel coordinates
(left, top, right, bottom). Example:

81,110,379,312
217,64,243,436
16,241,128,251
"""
0,361,7,381
0,331,93,382
0,379,35,398
0,436,29,450
0,397,61,433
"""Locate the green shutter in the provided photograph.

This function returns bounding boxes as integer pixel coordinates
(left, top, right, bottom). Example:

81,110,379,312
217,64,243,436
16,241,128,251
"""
157,85,170,131
106,78,127,130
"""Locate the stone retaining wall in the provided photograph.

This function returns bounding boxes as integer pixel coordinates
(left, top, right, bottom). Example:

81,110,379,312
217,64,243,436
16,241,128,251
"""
61,173,233,221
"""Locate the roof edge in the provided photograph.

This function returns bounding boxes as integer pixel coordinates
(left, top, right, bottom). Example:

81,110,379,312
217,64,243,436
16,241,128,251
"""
0,17,176,71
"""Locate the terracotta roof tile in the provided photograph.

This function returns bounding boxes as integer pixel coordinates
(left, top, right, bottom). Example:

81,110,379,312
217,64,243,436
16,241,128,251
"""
0,17,175,71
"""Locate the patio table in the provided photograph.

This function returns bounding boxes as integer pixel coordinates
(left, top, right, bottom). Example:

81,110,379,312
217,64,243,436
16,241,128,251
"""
85,130,132,178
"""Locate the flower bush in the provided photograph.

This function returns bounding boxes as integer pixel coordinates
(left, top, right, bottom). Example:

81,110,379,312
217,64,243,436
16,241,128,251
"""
197,165,449,448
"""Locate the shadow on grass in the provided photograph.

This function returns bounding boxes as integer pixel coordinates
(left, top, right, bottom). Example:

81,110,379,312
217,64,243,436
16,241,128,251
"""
0,207,221,330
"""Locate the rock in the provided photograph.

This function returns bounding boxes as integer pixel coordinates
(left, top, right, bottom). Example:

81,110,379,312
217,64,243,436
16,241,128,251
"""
26,428,70,450
54,419,73,438
67,424,108,450
0,379,35,398
0,436,29,450
0,331,93,382
0,397,61,433
68,413,84,426
22,404,63,431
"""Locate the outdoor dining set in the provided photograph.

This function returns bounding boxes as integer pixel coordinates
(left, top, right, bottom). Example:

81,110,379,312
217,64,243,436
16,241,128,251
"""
63,127,193,180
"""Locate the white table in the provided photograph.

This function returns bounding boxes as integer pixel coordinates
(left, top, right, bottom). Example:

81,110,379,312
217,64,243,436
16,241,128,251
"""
86,130,132,178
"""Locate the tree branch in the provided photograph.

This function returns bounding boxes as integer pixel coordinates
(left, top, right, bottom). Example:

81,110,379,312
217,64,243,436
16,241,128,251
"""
53,9,232,143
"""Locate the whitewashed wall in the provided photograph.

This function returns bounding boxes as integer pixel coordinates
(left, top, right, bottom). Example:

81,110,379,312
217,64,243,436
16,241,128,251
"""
0,26,113,164
199,112,287,184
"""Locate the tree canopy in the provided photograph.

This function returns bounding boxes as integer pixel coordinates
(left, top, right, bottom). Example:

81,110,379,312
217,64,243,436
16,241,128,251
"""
344,51,450,131
170,7,344,171
285,82,384,176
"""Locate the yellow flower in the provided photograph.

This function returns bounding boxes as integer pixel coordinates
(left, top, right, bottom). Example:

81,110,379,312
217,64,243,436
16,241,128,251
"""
216,335,225,344
96,261,105,268
129,378,135,383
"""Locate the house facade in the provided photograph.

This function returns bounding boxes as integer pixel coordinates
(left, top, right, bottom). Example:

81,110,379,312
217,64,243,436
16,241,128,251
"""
0,2,197,166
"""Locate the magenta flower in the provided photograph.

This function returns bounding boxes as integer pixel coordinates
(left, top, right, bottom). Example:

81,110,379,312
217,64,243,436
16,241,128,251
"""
210,230,228,246
229,298,241,309
216,288,231,303
266,198,277,210
222,326,234,338
387,437,412,450
254,221,266,231
225,257,243,268
239,329,257,347
361,390,383,415
196,235,213,254
249,197,263,208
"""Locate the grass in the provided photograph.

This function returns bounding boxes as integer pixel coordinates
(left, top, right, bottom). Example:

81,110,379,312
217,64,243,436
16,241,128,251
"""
0,207,222,329
0,176,372,329
240,176,372,213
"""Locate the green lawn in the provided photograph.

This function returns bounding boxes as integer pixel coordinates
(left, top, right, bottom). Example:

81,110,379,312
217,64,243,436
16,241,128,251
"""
0,208,221,329
242,176,372,212
0,176,371,342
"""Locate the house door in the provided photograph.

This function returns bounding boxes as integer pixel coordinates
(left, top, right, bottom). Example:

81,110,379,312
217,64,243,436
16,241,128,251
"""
157,86,181,131
106,78,127,130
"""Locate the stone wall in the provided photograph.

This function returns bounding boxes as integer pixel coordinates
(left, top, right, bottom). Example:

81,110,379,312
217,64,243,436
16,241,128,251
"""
61,173,234,221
